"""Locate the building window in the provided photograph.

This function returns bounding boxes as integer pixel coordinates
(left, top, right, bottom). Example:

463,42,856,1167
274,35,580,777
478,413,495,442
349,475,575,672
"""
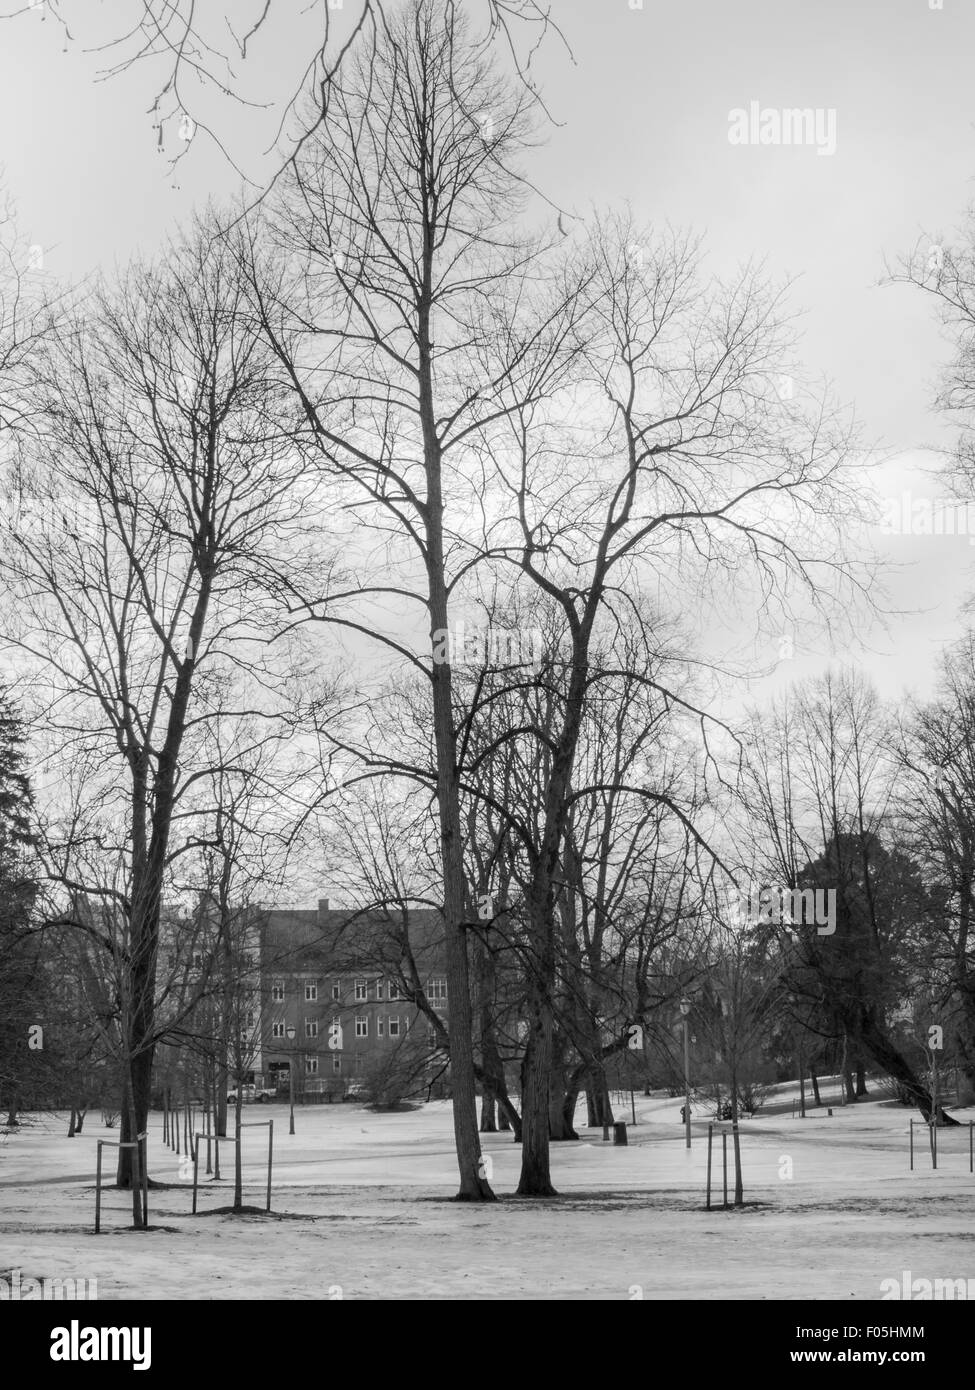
388,1017,400,1037
305,983,318,1002
428,977,447,1004
305,1019,319,1039
245,1012,255,1029
355,1016,368,1038
376,979,384,1001
331,982,341,1000
388,982,403,1002
332,1058,341,1074
354,980,367,1002
272,1022,285,1039
306,1057,318,1075
377,1018,385,1038
272,981,284,1003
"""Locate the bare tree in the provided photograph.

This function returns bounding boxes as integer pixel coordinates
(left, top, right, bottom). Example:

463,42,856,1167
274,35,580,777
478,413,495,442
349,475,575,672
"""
459,218,868,1192
244,0,588,1199
0,216,333,1201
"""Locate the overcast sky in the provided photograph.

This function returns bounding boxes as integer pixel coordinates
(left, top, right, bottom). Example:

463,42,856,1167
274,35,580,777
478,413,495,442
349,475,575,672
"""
2,0,974,713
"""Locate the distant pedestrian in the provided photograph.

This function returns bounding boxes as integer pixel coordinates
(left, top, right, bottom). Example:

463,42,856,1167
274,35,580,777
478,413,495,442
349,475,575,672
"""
680,1105,688,1124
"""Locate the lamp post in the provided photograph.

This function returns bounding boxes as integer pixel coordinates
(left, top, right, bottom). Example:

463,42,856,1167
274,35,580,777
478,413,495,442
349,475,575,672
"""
286,1024,297,1135
679,995,692,1149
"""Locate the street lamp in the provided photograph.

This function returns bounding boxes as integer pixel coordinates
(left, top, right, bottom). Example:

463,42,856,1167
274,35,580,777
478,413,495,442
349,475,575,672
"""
286,1025,297,1135
679,995,692,1149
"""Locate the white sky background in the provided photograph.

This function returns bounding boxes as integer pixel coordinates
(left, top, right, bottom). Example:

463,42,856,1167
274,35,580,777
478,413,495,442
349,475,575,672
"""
2,0,975,719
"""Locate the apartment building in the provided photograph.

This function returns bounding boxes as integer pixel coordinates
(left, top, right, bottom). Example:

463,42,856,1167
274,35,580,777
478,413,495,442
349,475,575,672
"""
256,899,449,1098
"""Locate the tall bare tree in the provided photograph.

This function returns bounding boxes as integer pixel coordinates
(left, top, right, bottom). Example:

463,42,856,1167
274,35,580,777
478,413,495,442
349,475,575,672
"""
0,216,333,1200
246,0,586,1198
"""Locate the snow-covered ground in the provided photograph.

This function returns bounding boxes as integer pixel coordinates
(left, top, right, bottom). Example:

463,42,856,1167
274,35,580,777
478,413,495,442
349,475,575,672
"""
2,1088,974,1299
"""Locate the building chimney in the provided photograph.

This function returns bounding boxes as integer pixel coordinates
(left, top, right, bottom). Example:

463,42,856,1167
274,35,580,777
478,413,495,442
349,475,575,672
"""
318,897,330,921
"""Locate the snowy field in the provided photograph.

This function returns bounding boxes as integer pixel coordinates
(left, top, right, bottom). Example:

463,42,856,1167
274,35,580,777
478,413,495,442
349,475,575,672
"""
2,1089,974,1300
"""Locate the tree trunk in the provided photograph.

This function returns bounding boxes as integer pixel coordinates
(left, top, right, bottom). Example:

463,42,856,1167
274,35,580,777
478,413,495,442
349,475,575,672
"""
844,1067,857,1102
586,1060,614,1128
732,1119,744,1206
117,1048,154,1186
517,976,557,1195
548,1088,578,1140
730,1061,739,1122
67,1107,77,1138
558,1085,580,1140
855,1061,868,1097
424,444,492,1200
479,1090,497,1132
216,1049,229,1140
549,1033,578,1140
122,1080,145,1229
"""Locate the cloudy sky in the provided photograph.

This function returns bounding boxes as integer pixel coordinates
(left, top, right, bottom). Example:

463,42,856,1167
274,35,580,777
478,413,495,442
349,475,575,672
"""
2,0,974,711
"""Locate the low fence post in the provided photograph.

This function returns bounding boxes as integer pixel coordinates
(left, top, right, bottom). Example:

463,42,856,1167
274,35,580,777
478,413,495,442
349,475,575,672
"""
95,1142,104,1234
266,1120,274,1213
140,1133,148,1228
722,1132,728,1209
705,1124,713,1211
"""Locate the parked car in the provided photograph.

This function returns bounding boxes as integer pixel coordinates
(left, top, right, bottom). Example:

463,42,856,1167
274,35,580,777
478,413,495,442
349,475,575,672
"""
227,1084,274,1104
343,1082,366,1101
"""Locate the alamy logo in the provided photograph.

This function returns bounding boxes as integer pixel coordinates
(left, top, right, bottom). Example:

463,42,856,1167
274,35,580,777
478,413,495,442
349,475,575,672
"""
725,884,836,935
432,622,544,672
881,1270,975,1300
0,1268,97,1301
728,102,837,157
50,1320,150,1371
880,493,975,545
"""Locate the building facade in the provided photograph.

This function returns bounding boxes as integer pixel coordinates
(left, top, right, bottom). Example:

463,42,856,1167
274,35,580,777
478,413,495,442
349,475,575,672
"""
255,899,449,1099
